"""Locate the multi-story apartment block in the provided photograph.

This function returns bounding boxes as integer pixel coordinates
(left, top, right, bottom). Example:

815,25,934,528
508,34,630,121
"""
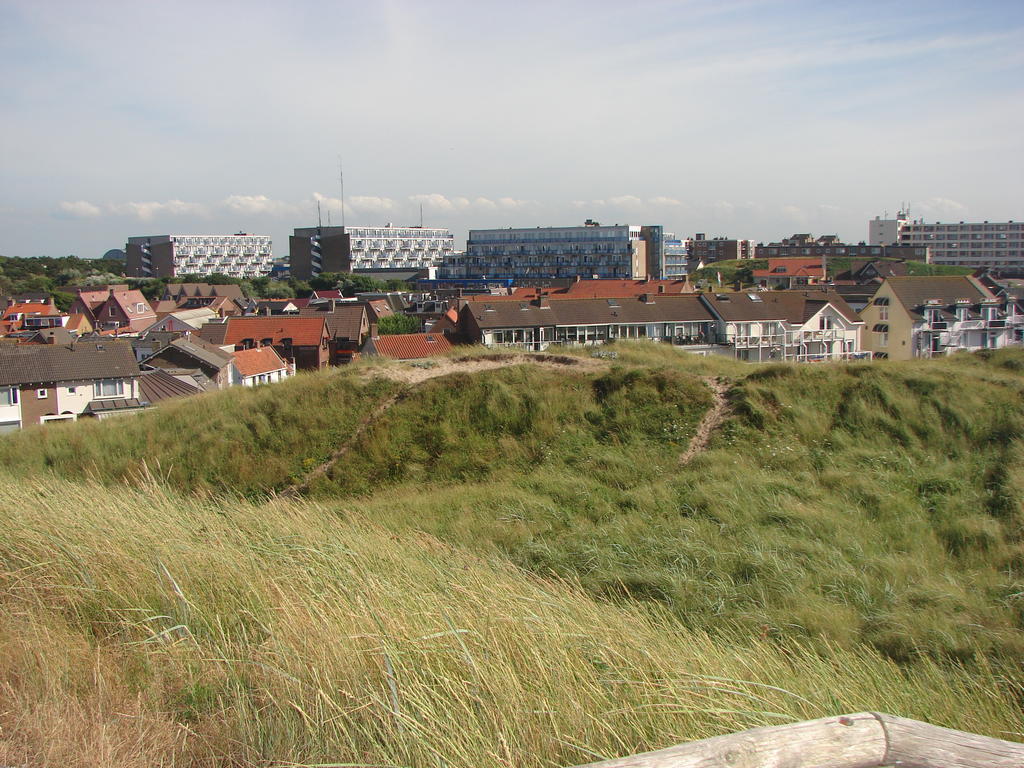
445,221,665,281
125,234,274,279
895,220,1024,270
662,234,689,279
869,211,910,246
689,234,753,263
756,234,929,263
289,225,455,281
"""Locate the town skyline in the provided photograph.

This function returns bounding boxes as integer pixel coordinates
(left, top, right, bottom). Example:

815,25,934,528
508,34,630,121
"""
2,0,1022,258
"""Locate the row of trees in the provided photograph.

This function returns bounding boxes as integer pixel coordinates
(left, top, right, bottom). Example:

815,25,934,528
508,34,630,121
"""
0,256,411,308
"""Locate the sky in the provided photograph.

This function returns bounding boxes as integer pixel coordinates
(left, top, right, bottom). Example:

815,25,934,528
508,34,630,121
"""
1,0,1022,259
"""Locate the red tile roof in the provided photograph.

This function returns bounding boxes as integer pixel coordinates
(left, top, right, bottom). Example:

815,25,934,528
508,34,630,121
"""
75,288,112,311
223,316,327,347
753,259,826,278
371,333,452,359
3,302,58,320
232,346,289,377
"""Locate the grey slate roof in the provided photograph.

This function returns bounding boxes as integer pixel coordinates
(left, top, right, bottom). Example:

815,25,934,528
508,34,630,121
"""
168,337,232,368
701,291,861,324
465,294,715,330
83,398,145,414
0,340,141,387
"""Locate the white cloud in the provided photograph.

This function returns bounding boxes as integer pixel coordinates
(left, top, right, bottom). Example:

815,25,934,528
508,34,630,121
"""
56,200,103,218
780,205,807,224
409,193,460,211
607,195,643,208
222,194,297,217
648,196,683,206
914,197,969,221
107,199,208,220
409,193,531,212
348,195,395,212
497,197,531,209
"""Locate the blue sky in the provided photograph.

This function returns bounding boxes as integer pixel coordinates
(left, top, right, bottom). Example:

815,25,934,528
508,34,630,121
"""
1,0,1022,258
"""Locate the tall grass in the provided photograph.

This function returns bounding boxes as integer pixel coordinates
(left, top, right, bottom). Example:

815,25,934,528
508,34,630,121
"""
1,346,1023,668
0,367,400,497
0,475,1019,768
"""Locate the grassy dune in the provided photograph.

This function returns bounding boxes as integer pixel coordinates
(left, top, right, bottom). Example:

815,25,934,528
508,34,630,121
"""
2,344,1024,765
0,476,1019,768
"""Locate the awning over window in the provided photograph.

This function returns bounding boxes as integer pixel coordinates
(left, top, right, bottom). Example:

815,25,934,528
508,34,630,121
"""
873,324,889,332
873,296,890,305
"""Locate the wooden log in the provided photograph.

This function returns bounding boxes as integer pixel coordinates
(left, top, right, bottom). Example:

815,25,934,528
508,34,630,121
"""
568,712,887,768
879,712,1024,768
566,711,1024,768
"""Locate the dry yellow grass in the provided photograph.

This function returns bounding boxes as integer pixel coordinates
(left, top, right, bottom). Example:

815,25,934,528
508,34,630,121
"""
0,474,1019,767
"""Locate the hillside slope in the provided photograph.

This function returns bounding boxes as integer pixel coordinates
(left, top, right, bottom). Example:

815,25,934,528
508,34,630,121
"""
1,346,1023,668
0,475,1019,768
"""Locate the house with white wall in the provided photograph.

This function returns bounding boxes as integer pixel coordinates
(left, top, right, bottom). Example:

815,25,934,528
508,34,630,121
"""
0,339,145,431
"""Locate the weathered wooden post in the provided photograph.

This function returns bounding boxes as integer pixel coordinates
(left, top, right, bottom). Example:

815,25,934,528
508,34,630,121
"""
567,711,1024,768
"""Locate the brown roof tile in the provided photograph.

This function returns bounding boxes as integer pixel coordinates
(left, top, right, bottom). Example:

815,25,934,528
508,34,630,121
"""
296,304,366,341
465,294,715,330
371,333,452,359
139,368,203,403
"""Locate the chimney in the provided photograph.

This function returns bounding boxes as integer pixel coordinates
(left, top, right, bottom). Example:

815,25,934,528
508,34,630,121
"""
641,293,654,304
534,294,549,308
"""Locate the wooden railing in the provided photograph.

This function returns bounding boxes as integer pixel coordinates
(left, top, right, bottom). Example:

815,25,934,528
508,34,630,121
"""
567,712,1024,768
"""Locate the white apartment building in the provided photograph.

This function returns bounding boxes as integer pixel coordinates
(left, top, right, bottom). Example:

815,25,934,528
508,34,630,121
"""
869,211,909,246
446,222,665,280
289,225,454,279
126,234,274,279
869,214,1024,270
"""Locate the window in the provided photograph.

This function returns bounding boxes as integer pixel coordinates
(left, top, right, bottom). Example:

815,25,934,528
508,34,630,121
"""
0,387,17,406
93,379,124,398
879,306,888,321
36,389,48,399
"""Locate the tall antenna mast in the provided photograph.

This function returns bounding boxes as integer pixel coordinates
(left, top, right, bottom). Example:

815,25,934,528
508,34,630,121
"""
420,203,423,228
338,156,346,230
317,199,322,229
